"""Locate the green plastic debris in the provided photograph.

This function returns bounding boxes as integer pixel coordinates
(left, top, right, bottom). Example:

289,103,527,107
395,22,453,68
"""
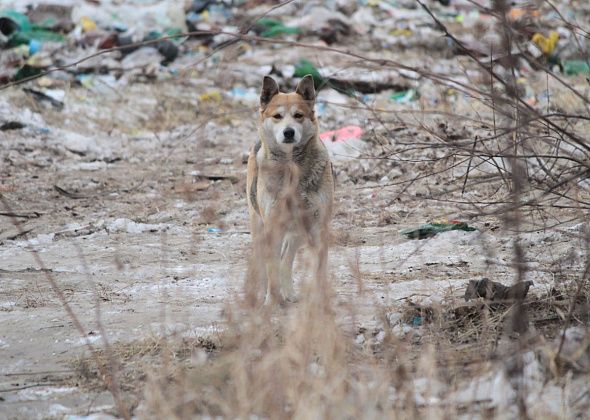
390,88,418,103
165,27,184,38
9,28,64,46
563,60,590,76
0,10,30,32
257,18,300,38
14,64,42,81
401,222,476,239
294,59,326,90
144,30,163,41
0,10,64,47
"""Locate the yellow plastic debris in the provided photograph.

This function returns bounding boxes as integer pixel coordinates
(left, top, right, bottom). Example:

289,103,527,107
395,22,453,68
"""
390,28,413,37
532,32,559,55
36,76,56,88
80,16,97,32
199,91,222,102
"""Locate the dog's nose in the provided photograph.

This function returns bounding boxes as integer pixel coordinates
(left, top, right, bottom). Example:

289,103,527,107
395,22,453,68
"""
283,127,295,140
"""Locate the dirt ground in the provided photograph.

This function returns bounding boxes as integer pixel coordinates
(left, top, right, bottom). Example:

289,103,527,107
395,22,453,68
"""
1,69,585,418
1,1,590,418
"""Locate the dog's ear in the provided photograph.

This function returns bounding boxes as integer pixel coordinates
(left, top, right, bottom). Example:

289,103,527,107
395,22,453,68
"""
260,76,279,110
295,74,315,102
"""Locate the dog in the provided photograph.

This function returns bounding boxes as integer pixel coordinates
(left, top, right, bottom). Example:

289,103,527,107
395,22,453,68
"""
246,75,334,305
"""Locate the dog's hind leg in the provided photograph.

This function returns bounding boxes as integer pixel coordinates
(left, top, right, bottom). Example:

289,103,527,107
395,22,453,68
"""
264,248,282,306
246,212,267,307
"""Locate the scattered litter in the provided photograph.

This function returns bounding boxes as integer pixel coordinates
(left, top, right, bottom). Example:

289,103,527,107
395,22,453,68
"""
228,87,259,103
207,227,223,233
563,60,590,76
27,4,74,33
507,7,541,22
255,18,300,38
320,125,363,143
0,121,25,130
532,32,559,56
0,9,65,48
143,30,179,63
412,316,423,326
80,16,97,33
401,221,476,239
198,90,222,102
23,87,64,110
390,88,418,103
121,47,165,70
294,59,326,89
320,125,365,161
76,74,118,94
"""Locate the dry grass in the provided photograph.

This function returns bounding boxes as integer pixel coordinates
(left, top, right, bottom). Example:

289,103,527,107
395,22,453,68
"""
69,280,588,417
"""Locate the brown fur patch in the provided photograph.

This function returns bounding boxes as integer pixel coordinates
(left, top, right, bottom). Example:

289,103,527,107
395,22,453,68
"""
261,93,315,121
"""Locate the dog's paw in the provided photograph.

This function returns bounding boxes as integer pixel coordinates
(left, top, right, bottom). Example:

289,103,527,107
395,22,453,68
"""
284,294,298,304
263,293,288,307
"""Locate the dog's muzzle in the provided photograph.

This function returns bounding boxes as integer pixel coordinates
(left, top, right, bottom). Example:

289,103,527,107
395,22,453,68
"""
283,127,295,143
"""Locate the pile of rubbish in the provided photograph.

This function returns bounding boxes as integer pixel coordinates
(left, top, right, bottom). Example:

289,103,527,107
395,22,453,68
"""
1,0,588,105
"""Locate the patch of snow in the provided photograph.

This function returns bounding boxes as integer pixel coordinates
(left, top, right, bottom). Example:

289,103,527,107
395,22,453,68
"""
413,377,444,405
60,131,101,155
78,334,102,346
16,233,55,248
451,370,515,408
0,301,16,311
106,218,181,234
74,161,108,171
49,404,70,417
17,386,77,401
65,413,118,420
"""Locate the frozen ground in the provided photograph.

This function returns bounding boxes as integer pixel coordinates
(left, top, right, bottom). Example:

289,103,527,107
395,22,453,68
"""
1,76,586,417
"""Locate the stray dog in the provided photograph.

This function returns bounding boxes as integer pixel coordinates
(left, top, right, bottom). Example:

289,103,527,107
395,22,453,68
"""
246,75,334,305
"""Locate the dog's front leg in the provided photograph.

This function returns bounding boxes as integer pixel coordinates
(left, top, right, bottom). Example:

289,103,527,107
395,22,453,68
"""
308,228,330,304
263,217,284,306
264,256,282,305
279,234,300,302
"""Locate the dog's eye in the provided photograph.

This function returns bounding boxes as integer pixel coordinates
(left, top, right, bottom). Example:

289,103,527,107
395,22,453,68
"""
273,113,283,119
294,113,304,119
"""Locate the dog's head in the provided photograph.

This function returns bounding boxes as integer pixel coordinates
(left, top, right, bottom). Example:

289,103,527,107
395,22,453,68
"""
258,75,317,151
